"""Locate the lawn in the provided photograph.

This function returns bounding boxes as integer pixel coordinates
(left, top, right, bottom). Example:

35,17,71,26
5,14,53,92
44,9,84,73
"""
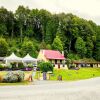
50,68,100,81
0,81,30,86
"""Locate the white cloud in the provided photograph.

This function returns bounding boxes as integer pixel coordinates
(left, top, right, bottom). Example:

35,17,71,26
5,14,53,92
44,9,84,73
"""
0,0,100,24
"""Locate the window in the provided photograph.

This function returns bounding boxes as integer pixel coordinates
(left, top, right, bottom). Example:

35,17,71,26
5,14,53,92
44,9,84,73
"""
55,60,57,64
60,60,62,64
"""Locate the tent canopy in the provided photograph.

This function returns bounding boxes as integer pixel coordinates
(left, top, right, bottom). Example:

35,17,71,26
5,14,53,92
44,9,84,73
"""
4,53,22,63
22,54,37,62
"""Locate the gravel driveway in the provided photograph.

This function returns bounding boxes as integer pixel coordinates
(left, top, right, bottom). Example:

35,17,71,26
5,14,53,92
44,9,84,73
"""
0,77,100,100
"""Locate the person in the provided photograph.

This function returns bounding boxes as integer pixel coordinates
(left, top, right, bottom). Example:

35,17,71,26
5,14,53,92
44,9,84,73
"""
31,67,37,81
28,74,33,82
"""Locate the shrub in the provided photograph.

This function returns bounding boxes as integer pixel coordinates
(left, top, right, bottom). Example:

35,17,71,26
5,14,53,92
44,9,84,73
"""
0,64,3,68
0,64,3,70
11,62,17,68
14,71,25,81
18,62,24,69
27,63,33,68
69,64,76,69
3,71,25,83
38,62,53,72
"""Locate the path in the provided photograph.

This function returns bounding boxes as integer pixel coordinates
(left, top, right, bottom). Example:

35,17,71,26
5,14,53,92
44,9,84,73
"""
0,77,100,100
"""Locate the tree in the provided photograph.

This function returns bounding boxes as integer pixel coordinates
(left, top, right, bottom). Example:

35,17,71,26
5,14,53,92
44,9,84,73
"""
45,15,59,44
38,62,53,72
0,37,8,56
15,6,30,42
0,24,7,35
93,33,100,61
38,62,53,80
75,37,87,58
21,39,36,57
86,37,94,58
39,9,51,41
39,41,47,49
52,36,63,52
46,44,52,50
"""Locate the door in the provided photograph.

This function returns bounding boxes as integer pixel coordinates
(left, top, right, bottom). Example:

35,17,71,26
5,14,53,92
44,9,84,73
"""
58,64,60,69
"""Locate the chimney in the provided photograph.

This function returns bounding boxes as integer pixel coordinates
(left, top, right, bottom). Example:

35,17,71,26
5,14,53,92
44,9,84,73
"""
62,51,64,56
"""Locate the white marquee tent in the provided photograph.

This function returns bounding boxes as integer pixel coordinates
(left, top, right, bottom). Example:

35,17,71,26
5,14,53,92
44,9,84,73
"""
4,52,22,64
22,54,37,63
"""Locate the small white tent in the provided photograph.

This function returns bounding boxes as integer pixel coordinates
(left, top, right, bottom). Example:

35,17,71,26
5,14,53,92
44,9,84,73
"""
4,53,22,64
23,54,37,62
22,54,37,63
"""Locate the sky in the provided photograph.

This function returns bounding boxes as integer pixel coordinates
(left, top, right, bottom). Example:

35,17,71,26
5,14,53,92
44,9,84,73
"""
0,0,100,25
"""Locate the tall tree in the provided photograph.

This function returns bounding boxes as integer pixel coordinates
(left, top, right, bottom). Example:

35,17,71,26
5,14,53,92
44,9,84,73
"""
21,39,36,57
0,37,8,56
15,6,30,42
75,37,87,58
93,32,100,61
39,9,51,41
45,15,59,44
52,36,63,52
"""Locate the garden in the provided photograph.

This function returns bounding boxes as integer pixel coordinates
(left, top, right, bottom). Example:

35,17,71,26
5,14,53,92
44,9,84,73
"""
0,62,34,85
0,71,32,86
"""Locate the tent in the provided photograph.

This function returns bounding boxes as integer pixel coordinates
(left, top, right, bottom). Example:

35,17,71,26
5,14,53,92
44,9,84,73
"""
4,53,22,64
22,54,37,66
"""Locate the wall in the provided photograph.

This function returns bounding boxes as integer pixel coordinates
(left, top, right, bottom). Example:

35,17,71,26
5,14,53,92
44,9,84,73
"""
37,50,48,62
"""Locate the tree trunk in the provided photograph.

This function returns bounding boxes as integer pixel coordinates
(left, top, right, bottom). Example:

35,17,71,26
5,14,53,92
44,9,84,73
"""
69,40,71,52
43,72,47,80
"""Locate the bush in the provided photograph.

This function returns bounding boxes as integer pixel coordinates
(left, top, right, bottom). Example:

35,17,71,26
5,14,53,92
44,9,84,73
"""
38,62,53,72
26,63,33,68
3,71,25,83
0,64,3,70
18,62,24,69
11,62,17,68
69,64,76,69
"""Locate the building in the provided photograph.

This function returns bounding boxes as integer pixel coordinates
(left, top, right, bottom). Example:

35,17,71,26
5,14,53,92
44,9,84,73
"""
74,61,100,68
37,50,68,69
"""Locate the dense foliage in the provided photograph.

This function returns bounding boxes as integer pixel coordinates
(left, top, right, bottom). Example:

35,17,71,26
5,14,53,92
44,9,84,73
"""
3,71,24,83
0,6,100,61
38,62,53,72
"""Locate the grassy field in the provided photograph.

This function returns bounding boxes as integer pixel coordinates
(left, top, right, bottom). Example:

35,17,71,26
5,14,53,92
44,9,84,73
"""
50,68,100,81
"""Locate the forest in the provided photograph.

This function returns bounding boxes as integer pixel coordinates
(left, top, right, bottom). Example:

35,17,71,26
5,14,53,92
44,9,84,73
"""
0,6,100,61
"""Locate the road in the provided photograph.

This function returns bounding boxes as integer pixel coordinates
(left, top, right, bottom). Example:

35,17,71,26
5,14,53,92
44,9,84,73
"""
0,77,100,100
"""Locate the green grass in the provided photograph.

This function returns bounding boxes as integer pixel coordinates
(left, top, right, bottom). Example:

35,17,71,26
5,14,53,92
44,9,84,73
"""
50,68,100,81
0,81,30,86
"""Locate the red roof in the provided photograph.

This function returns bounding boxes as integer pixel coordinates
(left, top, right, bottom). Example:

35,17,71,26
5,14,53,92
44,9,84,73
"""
42,50,65,60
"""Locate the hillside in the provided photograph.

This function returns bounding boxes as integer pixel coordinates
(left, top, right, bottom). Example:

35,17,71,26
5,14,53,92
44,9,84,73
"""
0,6,100,61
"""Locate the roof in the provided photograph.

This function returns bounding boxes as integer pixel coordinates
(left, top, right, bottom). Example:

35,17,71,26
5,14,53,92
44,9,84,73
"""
42,50,65,60
74,62,100,64
4,52,22,62
23,54,37,62
73,58,100,64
